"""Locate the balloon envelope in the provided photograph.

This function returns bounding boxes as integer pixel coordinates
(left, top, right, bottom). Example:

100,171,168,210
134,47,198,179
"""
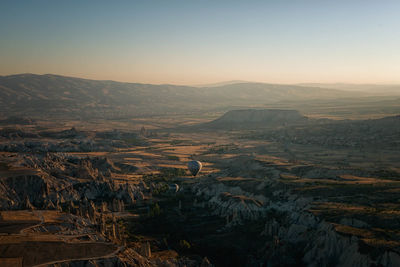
169,183,179,193
187,160,202,176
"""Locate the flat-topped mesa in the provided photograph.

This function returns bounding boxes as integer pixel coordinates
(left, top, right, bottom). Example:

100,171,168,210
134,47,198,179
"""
206,109,308,129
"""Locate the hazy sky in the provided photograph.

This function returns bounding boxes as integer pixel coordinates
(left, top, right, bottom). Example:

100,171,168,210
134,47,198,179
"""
1,0,399,84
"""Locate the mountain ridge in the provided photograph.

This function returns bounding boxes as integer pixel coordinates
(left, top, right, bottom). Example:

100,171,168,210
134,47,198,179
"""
0,73,368,119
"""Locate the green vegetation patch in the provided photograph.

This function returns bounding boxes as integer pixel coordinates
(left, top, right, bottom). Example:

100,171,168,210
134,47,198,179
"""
166,155,180,161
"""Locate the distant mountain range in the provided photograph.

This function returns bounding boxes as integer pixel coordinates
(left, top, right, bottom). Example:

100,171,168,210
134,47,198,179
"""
298,83,400,94
0,74,369,119
197,81,400,94
191,80,252,87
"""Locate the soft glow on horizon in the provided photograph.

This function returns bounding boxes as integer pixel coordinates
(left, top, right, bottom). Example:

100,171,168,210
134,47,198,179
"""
1,0,400,85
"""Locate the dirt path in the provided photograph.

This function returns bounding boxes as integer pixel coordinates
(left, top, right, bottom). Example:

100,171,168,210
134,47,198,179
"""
32,245,124,267
19,210,45,234
2,210,123,267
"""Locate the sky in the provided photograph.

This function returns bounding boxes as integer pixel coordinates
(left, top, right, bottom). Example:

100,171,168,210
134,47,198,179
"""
0,0,399,85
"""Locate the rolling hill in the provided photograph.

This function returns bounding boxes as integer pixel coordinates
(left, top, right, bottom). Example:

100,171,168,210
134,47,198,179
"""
0,74,366,119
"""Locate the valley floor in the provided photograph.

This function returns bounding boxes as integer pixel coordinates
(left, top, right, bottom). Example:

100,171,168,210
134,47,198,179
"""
0,117,399,266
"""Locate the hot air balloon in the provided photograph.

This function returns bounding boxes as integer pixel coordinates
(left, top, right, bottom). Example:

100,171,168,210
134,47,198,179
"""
169,183,180,193
187,160,202,176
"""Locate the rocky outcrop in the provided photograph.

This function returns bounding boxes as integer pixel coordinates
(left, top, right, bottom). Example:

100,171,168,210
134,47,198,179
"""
192,179,268,225
191,169,400,266
209,192,265,224
0,154,144,211
260,193,400,267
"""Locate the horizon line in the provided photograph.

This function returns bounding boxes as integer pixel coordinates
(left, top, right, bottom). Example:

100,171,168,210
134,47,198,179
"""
1,72,400,87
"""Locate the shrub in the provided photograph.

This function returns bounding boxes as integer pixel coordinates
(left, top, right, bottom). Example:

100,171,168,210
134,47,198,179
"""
179,239,191,250
148,203,161,217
